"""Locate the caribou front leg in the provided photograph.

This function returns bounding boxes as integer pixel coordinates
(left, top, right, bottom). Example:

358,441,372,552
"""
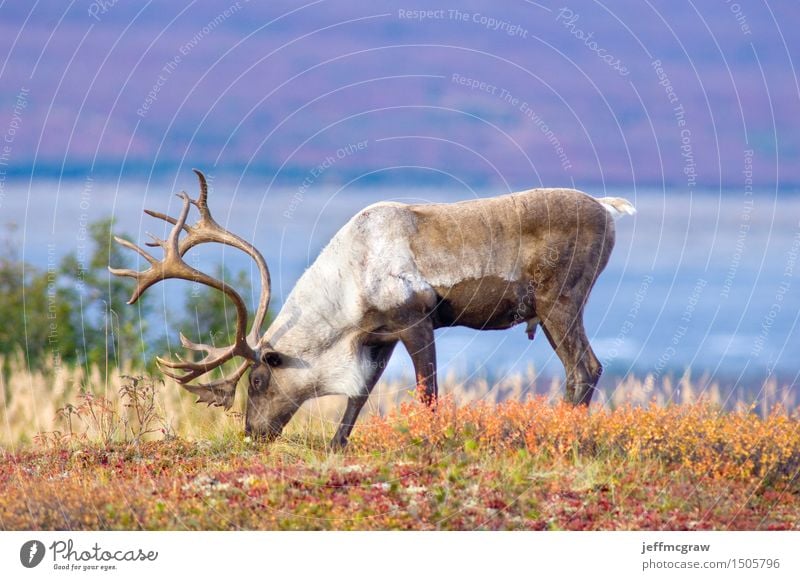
331,394,369,451
399,318,438,406
331,342,396,450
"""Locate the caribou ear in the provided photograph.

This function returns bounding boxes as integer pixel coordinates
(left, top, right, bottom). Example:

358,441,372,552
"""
262,351,282,368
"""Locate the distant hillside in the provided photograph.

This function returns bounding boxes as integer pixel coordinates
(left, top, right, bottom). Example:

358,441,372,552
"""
0,0,797,190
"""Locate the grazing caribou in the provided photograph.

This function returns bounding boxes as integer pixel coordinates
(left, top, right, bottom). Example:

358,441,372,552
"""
110,170,635,448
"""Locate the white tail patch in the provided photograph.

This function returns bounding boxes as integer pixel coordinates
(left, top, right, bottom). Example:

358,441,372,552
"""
597,196,636,219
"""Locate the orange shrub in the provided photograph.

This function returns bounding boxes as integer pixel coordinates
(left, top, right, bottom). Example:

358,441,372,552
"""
353,396,800,483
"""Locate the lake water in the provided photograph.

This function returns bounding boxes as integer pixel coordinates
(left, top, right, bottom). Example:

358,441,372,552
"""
3,178,799,389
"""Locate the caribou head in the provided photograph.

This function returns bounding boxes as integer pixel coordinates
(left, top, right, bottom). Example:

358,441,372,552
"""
109,170,282,438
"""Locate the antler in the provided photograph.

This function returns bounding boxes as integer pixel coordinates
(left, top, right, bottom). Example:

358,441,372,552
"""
109,170,272,409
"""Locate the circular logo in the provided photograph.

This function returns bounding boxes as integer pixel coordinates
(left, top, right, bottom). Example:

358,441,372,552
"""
20,540,46,568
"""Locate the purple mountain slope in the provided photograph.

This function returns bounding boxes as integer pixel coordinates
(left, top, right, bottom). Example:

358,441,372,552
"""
0,0,797,190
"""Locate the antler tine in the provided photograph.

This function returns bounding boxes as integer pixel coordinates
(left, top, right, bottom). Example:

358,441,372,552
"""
112,235,157,265
155,332,236,373
167,191,192,254
192,168,210,215
143,208,189,246
182,360,251,409
109,192,194,306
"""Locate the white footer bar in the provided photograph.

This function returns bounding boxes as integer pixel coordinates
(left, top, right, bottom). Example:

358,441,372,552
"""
2,531,798,579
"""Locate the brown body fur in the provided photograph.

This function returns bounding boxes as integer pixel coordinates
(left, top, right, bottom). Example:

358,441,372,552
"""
398,188,613,409
410,189,614,331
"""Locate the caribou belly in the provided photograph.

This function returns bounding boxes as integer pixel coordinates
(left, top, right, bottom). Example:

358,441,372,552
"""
431,276,535,330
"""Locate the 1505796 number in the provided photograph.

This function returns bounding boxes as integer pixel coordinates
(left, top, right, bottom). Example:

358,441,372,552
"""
734,558,780,569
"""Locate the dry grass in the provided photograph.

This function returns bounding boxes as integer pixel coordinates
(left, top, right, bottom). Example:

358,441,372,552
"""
0,353,795,447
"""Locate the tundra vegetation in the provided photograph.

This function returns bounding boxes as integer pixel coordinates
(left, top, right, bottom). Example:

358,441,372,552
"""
1,359,798,530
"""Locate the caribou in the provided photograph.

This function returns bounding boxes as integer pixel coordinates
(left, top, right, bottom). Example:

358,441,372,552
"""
110,170,635,448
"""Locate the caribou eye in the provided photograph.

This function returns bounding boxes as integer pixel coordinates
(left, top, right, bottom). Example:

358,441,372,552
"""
262,352,282,367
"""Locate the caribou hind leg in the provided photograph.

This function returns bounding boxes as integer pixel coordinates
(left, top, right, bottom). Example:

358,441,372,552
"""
540,306,602,406
575,337,603,405
398,317,438,406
